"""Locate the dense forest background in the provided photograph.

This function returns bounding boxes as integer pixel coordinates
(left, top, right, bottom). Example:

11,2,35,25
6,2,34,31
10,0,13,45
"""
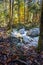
0,0,41,29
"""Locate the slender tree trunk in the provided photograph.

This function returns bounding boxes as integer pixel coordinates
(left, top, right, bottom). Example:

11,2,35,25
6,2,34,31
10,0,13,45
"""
7,0,14,30
7,0,11,29
4,0,7,25
18,0,20,24
27,0,32,23
38,0,43,52
11,0,14,27
24,0,25,23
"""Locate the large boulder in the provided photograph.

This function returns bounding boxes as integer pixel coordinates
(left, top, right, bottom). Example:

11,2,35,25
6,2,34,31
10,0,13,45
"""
30,40,38,47
11,29,22,38
33,37,39,42
22,36,39,47
19,28,25,34
27,37,39,47
16,43,24,48
26,28,40,37
22,36,33,43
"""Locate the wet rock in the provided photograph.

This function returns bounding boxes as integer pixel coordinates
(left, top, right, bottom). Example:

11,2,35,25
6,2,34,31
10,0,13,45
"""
26,28,40,37
33,37,39,42
16,43,24,47
10,28,39,47
19,28,25,34
22,36,33,43
11,30,22,38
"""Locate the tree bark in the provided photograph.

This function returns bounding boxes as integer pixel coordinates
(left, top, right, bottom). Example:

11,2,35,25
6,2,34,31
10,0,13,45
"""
38,0,43,52
7,0,14,30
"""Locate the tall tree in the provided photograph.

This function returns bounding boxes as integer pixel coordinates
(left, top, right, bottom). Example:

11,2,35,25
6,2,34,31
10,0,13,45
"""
18,0,20,24
4,0,7,25
38,0,43,52
7,0,14,30
27,0,32,23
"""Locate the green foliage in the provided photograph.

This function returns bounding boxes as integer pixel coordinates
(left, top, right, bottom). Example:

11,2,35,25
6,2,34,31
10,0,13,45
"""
0,0,40,28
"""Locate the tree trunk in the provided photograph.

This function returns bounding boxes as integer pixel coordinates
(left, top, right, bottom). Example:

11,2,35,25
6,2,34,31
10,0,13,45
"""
38,0,43,52
18,0,20,24
7,0,14,30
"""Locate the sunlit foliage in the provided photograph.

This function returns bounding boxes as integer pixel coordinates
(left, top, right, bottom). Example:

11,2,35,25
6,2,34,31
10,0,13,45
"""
0,0,41,28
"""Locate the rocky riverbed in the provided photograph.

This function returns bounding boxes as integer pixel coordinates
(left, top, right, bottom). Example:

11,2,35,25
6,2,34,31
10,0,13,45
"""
11,27,39,47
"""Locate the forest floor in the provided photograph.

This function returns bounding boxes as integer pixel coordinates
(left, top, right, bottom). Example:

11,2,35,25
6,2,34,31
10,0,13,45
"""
0,27,43,65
